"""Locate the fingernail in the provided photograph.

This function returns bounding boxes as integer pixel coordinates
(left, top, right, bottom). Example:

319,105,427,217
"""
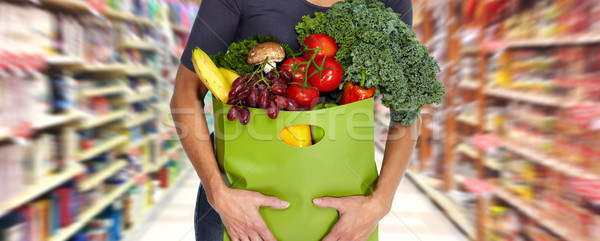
282,200,290,207
313,198,321,204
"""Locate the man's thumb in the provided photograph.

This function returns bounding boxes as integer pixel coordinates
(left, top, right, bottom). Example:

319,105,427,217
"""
259,195,290,209
313,197,341,209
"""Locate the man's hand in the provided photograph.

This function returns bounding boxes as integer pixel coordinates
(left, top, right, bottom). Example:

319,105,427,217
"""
313,195,389,241
212,188,290,241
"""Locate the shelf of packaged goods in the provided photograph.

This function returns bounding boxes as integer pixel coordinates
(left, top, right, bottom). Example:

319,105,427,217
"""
77,135,128,162
485,88,577,108
0,164,85,217
49,179,135,241
103,9,155,26
170,23,190,34
506,34,600,48
491,185,591,241
458,80,479,90
454,174,466,184
151,103,170,113
125,134,157,149
78,159,128,192
124,66,157,78
123,111,155,128
124,90,155,103
0,128,10,141
39,0,92,12
80,85,127,97
500,138,599,180
122,167,192,241
33,110,84,130
456,143,478,159
46,55,85,68
455,143,502,170
78,63,126,73
76,110,128,129
149,145,182,173
406,171,476,240
118,39,157,52
456,114,478,126
485,157,501,171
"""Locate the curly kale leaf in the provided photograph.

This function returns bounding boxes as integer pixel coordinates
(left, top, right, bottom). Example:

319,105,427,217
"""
295,0,444,125
210,35,293,76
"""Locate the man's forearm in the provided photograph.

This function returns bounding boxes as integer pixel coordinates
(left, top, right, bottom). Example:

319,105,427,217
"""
170,65,228,205
372,119,420,209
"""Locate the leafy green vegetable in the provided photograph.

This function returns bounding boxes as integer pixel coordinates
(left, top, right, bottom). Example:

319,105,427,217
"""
210,35,294,76
295,0,444,126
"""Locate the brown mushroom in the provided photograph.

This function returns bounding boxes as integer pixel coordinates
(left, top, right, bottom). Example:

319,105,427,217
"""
247,42,285,73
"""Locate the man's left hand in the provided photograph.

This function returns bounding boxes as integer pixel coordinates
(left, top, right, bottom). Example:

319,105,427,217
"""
313,195,390,241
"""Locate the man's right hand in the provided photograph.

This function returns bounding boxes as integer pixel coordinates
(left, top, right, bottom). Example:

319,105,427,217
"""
209,187,290,241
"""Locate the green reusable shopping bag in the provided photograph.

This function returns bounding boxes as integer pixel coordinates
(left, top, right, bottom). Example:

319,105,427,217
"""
213,96,379,241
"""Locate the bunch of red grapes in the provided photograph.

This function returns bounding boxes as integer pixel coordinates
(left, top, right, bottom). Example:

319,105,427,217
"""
226,69,307,125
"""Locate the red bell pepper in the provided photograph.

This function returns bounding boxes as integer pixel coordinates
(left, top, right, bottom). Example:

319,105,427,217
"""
340,67,375,105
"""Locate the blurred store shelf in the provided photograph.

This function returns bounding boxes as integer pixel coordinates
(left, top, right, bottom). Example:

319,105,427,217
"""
458,79,479,90
76,110,128,129
80,85,127,97
491,185,592,241
124,66,158,78
455,143,501,171
0,164,85,217
39,0,92,12
49,180,135,241
103,9,155,26
456,113,478,126
77,135,128,161
118,39,157,52
456,143,478,158
499,138,599,180
485,87,577,108
35,111,84,129
0,128,10,141
506,34,600,48
78,159,128,191
149,145,182,173
122,168,193,241
171,23,190,34
122,111,155,128
46,55,85,69
124,90,155,103
125,133,158,149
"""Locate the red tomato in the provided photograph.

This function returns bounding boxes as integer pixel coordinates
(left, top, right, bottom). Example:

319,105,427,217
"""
302,34,338,60
281,57,308,82
307,57,343,92
287,82,320,109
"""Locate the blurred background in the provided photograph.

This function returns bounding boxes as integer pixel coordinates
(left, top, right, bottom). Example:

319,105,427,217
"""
0,0,599,241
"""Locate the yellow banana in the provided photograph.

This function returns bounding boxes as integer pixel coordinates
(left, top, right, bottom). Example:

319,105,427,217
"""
219,67,241,85
192,48,231,103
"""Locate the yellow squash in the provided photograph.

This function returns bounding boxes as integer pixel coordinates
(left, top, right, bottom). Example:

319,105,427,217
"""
192,48,231,103
279,125,312,148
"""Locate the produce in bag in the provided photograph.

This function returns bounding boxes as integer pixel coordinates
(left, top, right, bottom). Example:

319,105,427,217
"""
191,1,445,240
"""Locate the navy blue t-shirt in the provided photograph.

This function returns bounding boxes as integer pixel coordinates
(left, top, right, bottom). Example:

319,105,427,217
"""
181,0,413,72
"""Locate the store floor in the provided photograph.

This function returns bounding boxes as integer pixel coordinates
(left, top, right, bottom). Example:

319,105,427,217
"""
129,168,468,241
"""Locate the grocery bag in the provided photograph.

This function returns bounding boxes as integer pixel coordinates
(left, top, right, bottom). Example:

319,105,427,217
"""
213,96,378,241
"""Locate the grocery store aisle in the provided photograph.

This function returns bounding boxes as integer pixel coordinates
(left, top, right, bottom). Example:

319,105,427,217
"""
133,167,468,241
